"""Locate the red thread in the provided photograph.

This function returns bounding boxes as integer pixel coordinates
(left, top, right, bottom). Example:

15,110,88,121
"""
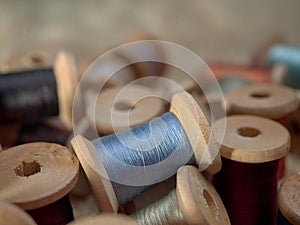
213,157,278,225
276,117,288,180
27,195,74,225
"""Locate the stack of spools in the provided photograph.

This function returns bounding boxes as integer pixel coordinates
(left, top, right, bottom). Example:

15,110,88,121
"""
6,33,300,225
267,44,300,157
69,34,232,224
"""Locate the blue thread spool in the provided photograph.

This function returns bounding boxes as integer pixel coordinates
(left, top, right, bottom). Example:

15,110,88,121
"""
71,91,221,212
268,44,300,89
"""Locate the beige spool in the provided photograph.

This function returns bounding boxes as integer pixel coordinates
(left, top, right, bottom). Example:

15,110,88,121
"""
118,33,165,77
0,200,37,225
71,91,221,213
0,48,57,72
212,115,290,163
67,213,138,225
80,53,137,91
0,143,79,210
133,165,230,225
86,84,167,135
278,172,300,225
224,84,298,119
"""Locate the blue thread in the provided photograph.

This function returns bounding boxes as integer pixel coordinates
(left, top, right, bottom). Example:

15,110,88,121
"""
268,44,300,89
92,112,195,204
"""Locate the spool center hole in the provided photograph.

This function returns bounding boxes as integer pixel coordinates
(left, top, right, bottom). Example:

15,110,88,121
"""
238,127,261,137
30,54,45,65
250,92,270,98
14,160,41,177
114,102,134,111
203,189,219,217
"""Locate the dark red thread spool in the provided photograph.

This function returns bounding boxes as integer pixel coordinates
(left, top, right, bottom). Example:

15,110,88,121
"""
0,142,79,225
224,84,298,179
277,173,300,225
213,115,290,225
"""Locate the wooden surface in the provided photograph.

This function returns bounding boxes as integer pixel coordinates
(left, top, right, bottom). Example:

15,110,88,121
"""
278,173,300,225
176,165,230,225
0,143,79,210
212,115,290,163
0,201,37,225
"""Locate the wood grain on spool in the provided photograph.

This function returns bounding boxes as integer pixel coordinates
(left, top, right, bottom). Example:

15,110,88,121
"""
212,115,290,163
170,91,221,175
54,51,79,130
177,166,230,225
0,143,79,210
0,200,37,225
224,84,298,119
278,173,300,225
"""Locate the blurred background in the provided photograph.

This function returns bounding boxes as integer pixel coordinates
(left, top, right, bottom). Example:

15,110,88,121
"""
1,0,300,219
1,0,300,65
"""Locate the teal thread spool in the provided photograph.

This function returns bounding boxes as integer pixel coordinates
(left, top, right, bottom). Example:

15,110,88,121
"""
71,91,221,212
268,44,300,89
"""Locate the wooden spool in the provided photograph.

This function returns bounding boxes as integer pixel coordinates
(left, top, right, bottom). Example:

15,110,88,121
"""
86,84,167,135
224,84,298,119
213,115,290,224
53,51,79,130
133,165,230,224
71,91,221,212
79,53,137,91
224,84,298,179
176,165,230,225
0,143,79,212
0,200,37,225
118,33,165,77
67,213,138,225
278,173,300,225
0,48,57,72
213,115,290,163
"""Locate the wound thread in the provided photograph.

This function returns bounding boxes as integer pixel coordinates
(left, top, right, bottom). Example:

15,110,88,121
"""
0,68,59,124
92,112,195,204
132,190,187,225
214,157,279,225
26,195,74,225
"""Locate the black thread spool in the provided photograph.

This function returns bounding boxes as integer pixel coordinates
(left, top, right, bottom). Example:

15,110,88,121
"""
213,115,290,225
277,173,300,225
0,51,77,129
0,143,79,225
